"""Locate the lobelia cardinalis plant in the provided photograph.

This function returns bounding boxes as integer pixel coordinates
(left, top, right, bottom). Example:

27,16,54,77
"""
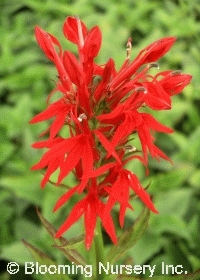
27,15,195,280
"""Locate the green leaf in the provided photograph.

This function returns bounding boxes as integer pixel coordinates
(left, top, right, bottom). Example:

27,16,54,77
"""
131,230,162,264
150,214,190,241
163,238,191,272
36,209,87,266
106,207,150,264
54,234,85,250
14,218,40,241
0,173,44,206
147,164,194,193
0,272,10,280
154,189,193,218
189,170,200,188
0,241,33,265
0,204,14,222
22,240,72,280
0,142,15,165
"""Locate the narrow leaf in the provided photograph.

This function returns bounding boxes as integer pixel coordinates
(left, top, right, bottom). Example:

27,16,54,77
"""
22,240,72,280
54,234,85,250
36,209,87,266
106,207,150,264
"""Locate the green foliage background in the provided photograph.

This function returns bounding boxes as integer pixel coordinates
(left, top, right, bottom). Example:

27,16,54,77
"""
0,0,200,279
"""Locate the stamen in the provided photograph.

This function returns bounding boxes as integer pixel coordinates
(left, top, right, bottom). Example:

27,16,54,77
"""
126,38,132,59
125,145,137,152
135,86,147,94
170,70,182,76
76,16,84,48
77,113,87,122
148,62,159,69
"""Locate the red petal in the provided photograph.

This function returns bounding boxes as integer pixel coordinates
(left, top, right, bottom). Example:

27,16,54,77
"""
94,130,121,164
82,162,115,179
153,144,173,163
31,140,50,149
57,142,84,184
55,198,87,238
63,16,87,45
83,26,102,59
94,58,115,102
119,204,127,228
81,138,94,177
85,200,97,249
41,158,60,188
110,37,176,91
77,178,89,194
49,114,66,139
35,26,58,61
103,172,132,227
128,173,158,213
99,202,117,244
30,101,71,124
123,155,148,175
161,73,192,95
137,125,153,163
141,113,173,133
144,81,171,110
32,136,81,170
142,37,176,64
111,111,141,148
53,185,79,211
63,51,83,86
97,104,124,122
35,26,71,91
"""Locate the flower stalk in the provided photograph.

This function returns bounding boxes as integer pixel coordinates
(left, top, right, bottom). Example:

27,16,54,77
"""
94,219,106,280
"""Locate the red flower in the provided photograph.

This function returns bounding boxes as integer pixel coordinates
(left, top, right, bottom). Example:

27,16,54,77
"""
30,16,192,249
53,179,117,250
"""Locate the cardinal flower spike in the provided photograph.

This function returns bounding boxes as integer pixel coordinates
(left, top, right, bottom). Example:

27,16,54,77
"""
30,16,192,249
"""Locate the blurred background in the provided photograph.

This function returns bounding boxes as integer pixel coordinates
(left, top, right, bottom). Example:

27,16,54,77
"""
0,0,200,279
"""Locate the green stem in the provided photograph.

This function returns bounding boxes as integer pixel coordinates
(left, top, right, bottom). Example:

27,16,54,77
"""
94,218,106,280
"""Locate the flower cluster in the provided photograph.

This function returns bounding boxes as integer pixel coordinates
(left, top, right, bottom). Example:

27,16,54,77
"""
30,16,191,249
